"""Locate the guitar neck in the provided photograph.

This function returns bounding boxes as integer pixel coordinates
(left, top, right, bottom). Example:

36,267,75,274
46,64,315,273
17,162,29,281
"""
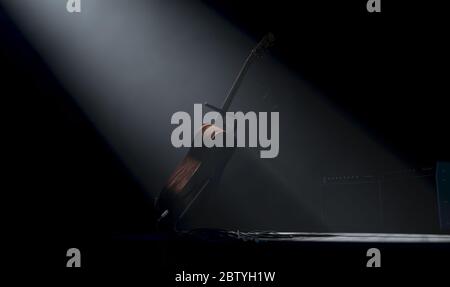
220,50,257,112
215,33,274,113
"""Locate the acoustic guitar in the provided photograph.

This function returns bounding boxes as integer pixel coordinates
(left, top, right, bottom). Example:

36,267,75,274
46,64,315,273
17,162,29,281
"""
155,33,275,230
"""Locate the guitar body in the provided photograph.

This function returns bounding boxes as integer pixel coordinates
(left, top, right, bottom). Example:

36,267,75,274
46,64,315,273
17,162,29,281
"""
156,124,235,229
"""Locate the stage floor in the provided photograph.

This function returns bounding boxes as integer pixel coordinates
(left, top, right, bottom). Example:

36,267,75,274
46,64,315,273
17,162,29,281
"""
180,229,450,243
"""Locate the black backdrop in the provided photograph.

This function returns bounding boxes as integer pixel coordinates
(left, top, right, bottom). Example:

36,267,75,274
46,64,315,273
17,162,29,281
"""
3,0,449,277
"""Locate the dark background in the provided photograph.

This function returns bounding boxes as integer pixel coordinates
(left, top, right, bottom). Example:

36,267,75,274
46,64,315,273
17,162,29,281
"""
3,0,449,246
203,0,449,167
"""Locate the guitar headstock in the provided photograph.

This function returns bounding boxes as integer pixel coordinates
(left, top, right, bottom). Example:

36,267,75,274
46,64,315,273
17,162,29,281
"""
252,33,275,58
